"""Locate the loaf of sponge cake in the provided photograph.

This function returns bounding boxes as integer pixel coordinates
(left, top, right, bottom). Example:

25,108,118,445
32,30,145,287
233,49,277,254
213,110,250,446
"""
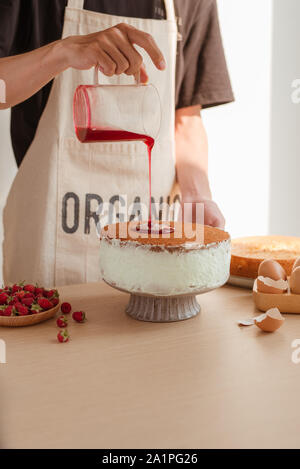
231,235,300,279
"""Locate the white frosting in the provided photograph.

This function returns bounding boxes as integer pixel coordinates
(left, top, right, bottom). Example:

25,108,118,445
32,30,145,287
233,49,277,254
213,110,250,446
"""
99,237,231,296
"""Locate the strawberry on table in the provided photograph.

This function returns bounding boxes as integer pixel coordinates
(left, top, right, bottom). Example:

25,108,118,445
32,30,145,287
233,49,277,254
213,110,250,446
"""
57,329,69,343
61,302,72,314
56,315,68,328
72,311,86,323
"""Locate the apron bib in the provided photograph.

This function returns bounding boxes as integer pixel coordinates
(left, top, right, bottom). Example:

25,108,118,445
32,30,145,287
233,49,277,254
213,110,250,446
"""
3,0,178,287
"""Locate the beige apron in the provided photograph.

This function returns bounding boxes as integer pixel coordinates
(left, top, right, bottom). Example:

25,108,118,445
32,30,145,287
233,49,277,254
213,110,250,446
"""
3,0,178,287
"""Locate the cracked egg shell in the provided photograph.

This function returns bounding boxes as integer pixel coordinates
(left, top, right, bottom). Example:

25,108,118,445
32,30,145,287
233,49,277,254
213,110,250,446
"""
254,308,284,332
290,266,300,294
292,257,300,272
257,259,287,294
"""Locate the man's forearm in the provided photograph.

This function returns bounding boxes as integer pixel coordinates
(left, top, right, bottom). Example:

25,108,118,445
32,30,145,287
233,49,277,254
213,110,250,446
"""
175,105,225,228
0,41,68,109
0,24,166,110
175,105,212,201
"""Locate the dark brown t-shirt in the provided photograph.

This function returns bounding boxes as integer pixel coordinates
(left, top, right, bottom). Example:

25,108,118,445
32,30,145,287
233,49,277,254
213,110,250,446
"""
0,0,234,166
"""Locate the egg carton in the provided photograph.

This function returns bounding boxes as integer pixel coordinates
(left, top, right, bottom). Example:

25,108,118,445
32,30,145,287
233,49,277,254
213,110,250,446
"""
253,279,300,314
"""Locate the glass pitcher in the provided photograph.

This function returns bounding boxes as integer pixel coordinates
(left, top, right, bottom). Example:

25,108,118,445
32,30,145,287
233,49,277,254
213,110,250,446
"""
73,68,161,143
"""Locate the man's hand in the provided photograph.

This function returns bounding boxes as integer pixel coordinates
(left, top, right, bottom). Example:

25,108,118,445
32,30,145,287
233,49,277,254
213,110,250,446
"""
62,23,166,82
0,23,166,109
181,197,225,229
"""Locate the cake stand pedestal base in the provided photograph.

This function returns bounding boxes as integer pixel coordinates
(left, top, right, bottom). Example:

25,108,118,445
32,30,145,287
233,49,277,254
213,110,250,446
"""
103,280,217,323
125,293,200,322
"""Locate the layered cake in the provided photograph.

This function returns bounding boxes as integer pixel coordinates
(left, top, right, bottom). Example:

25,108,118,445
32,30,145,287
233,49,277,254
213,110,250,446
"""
99,221,231,297
231,235,300,279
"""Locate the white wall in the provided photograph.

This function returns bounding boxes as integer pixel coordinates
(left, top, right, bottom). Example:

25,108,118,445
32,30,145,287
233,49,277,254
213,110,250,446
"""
0,110,17,285
269,0,300,236
204,0,273,238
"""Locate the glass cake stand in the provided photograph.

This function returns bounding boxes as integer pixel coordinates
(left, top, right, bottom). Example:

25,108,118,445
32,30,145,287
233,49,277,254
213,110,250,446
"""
103,280,225,322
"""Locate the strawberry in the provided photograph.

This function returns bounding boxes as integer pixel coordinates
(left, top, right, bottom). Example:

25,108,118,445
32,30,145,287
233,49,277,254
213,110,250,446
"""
21,297,34,307
24,284,35,294
12,284,22,294
0,293,8,305
31,303,42,314
24,292,34,298
57,329,69,343
8,297,18,305
61,302,71,314
2,305,15,316
51,297,59,307
44,289,59,299
56,315,68,328
38,298,53,311
35,287,44,296
35,293,44,299
14,302,29,316
72,311,86,323
16,290,26,299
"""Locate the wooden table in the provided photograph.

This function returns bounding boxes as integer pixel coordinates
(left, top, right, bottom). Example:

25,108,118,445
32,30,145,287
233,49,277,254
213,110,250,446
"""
1,282,300,449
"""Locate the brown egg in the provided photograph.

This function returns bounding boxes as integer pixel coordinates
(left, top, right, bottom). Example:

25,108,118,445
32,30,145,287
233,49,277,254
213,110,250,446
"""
292,257,300,272
254,308,285,332
257,259,288,294
290,266,300,294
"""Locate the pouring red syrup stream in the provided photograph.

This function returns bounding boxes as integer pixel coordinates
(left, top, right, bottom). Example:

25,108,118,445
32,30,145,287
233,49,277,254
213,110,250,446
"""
76,127,174,234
